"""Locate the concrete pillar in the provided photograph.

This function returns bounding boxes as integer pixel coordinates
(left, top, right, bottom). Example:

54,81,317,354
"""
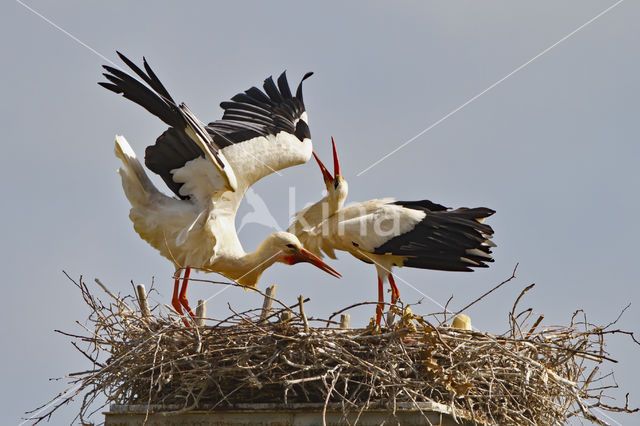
105,403,477,425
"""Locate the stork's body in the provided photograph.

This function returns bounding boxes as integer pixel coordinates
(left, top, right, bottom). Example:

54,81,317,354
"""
102,53,339,324
292,139,495,325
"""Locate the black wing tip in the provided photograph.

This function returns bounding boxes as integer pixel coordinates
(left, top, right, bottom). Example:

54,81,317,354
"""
402,251,494,271
231,70,313,105
99,51,188,131
273,70,313,101
275,70,313,81
393,199,449,212
297,72,314,97
97,81,120,93
276,71,292,99
210,70,314,144
102,64,119,74
485,208,496,216
114,51,140,73
115,51,147,69
373,203,497,271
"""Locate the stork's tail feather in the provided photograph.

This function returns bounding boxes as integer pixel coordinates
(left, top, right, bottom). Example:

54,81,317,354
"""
114,135,159,202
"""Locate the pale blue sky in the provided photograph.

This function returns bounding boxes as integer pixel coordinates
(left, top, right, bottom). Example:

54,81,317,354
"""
2,1,639,424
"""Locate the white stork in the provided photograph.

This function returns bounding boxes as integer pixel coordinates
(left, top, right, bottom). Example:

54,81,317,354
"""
290,138,495,325
100,52,340,323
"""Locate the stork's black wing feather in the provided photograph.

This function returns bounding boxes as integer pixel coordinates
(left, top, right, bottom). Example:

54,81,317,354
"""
207,71,313,148
374,206,495,272
277,72,293,98
263,76,283,103
100,65,182,129
100,53,210,198
100,52,314,198
392,199,449,212
144,129,202,198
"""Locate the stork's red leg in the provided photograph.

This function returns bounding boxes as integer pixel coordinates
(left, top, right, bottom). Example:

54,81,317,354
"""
376,276,384,325
171,275,184,315
178,267,196,318
389,274,400,305
171,271,192,327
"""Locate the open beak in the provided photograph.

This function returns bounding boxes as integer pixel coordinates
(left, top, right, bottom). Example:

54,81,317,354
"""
312,136,342,186
313,152,334,185
293,248,342,278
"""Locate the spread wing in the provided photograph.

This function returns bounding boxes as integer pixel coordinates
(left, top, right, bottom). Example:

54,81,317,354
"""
100,52,314,202
100,52,237,193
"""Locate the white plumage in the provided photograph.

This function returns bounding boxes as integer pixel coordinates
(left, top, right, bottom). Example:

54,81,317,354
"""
290,138,495,325
102,53,339,324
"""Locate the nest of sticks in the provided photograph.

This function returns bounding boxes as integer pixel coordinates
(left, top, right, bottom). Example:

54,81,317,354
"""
29,269,639,425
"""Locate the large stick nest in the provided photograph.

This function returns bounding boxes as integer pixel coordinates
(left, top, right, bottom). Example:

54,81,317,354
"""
29,272,639,425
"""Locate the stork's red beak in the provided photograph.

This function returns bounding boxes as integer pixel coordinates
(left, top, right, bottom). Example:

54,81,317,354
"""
290,248,342,278
313,151,333,185
331,136,340,178
312,136,341,185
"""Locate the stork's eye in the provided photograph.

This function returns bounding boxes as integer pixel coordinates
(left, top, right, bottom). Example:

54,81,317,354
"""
334,179,340,189
285,244,296,249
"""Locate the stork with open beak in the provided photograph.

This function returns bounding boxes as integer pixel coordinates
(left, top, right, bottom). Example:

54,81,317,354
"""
290,138,495,325
288,137,347,240
100,53,340,324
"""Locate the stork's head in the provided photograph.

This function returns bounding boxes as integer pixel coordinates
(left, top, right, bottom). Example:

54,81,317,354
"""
269,232,341,278
313,137,348,212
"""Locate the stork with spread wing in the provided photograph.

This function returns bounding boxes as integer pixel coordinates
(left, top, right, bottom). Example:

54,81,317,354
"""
101,53,340,323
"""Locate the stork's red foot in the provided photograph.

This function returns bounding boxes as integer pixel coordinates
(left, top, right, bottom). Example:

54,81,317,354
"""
376,304,383,326
173,268,194,327
376,276,384,325
389,274,400,305
172,276,185,314
178,267,196,317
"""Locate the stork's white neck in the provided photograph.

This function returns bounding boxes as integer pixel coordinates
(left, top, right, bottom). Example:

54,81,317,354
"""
288,178,348,236
209,233,285,287
288,194,332,235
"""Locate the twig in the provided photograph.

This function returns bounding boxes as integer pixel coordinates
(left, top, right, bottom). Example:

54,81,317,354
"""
525,315,544,339
509,283,536,335
326,301,386,326
455,263,519,316
94,278,131,311
299,295,310,333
